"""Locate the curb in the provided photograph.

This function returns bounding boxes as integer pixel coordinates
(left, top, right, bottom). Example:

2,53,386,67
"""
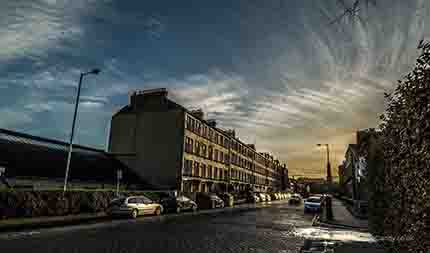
0,201,276,233
315,219,369,232
0,214,111,233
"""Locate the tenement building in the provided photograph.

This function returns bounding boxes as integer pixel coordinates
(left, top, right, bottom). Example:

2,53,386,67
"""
109,88,288,193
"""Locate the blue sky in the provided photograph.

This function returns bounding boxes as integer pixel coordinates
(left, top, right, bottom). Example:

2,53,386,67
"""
1,0,429,177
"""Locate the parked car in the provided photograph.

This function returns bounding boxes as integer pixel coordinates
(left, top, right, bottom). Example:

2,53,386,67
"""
160,195,198,213
304,196,323,213
289,194,302,205
219,193,234,207
258,193,267,202
269,192,278,201
107,195,163,218
250,193,261,203
196,193,225,209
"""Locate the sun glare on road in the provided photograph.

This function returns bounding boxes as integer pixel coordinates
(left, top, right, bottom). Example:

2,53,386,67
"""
292,227,376,243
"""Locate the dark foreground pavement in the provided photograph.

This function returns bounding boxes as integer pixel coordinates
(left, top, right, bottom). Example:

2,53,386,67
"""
0,201,384,253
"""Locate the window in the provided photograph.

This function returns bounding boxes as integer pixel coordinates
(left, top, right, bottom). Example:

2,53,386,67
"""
201,164,206,178
193,161,199,177
208,146,213,160
127,198,138,204
214,167,218,179
215,133,218,144
201,144,207,157
140,196,152,204
220,151,223,163
184,159,192,176
203,126,207,137
195,141,200,155
185,137,194,153
208,165,212,179
225,154,229,164
186,116,191,130
214,149,218,161
220,136,224,146
220,169,223,180
208,129,213,140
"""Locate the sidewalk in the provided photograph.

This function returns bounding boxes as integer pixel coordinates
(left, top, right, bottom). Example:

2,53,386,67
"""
0,212,109,233
316,198,369,231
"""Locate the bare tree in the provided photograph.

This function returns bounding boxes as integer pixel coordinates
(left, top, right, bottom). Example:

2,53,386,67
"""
327,0,378,25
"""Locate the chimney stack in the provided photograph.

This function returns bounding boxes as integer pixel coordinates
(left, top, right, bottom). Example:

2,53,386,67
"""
190,109,204,120
207,119,217,128
130,88,168,109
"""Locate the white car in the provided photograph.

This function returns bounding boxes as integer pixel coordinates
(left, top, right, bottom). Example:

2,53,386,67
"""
259,193,267,202
107,195,163,218
304,196,323,213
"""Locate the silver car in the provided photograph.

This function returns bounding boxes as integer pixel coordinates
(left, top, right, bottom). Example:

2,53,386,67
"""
107,195,163,218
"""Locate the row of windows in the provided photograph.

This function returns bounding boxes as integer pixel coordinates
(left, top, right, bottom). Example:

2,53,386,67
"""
183,159,228,181
185,116,229,149
230,153,252,169
230,141,254,159
230,169,252,183
184,137,229,164
185,135,284,180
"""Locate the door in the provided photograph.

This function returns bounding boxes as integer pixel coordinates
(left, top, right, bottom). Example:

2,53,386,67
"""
141,196,155,214
127,198,140,214
136,198,146,214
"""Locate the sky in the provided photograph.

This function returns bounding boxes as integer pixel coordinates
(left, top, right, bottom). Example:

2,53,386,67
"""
1,0,429,178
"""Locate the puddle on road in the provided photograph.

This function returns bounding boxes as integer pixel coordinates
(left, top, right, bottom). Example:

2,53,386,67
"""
292,227,376,243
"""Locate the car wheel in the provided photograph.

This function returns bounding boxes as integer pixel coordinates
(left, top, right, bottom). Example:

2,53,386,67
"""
155,207,161,216
176,206,181,213
131,209,138,219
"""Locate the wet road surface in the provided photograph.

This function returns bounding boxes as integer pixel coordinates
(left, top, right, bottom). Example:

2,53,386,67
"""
0,200,381,253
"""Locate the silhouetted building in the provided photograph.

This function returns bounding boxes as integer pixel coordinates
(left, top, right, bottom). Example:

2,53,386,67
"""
109,88,288,193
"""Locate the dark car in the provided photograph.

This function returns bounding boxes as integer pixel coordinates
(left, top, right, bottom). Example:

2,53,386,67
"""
160,195,198,213
218,193,234,207
196,193,225,209
289,194,302,205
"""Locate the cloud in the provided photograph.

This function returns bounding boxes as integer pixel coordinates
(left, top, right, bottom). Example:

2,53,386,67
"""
24,103,54,113
0,108,33,128
0,1,84,61
80,101,104,108
1,0,430,178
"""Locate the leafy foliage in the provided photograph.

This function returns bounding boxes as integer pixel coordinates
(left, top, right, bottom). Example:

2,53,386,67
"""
377,40,430,252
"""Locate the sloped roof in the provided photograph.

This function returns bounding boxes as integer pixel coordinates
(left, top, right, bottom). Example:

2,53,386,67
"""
0,128,152,187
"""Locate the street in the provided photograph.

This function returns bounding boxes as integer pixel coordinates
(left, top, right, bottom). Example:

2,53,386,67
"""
0,200,381,253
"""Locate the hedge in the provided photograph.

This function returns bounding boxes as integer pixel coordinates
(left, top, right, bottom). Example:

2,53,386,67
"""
0,190,166,219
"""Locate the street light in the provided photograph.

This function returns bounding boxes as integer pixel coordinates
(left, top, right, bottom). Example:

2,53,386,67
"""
316,143,332,183
63,68,101,195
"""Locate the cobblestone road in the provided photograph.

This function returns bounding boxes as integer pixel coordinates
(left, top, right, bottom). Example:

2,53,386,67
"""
0,201,382,253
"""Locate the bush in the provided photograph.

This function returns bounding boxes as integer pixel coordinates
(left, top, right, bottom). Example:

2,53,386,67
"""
376,40,430,253
0,190,167,219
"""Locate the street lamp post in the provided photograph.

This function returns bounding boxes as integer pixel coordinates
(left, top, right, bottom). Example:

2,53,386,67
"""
63,69,100,196
317,143,334,220
317,143,332,183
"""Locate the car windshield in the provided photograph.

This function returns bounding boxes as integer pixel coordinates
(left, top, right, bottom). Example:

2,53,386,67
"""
306,198,321,203
177,196,190,202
